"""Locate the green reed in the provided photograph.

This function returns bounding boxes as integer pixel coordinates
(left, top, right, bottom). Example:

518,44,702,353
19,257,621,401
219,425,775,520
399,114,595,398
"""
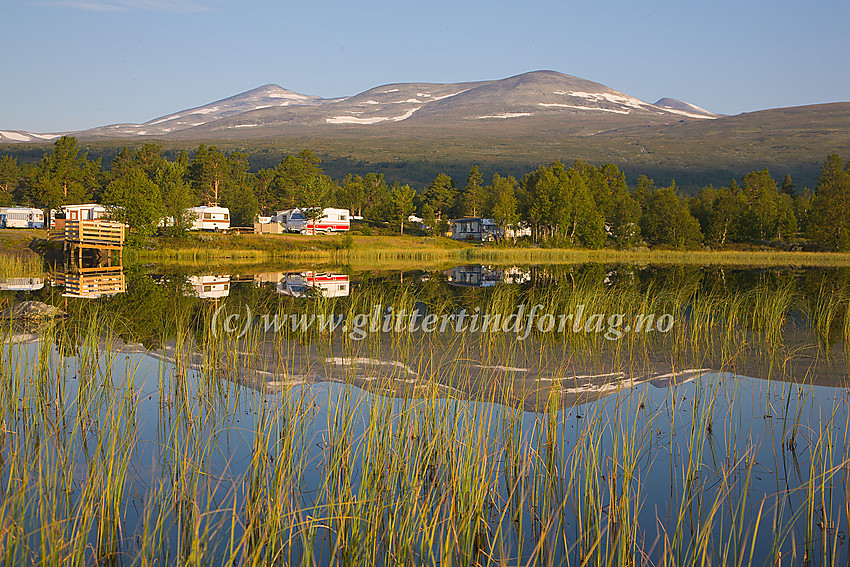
0,253,43,279
0,270,849,566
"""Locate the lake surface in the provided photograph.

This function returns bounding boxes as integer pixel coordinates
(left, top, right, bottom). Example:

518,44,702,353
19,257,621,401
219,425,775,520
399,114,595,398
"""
2,263,849,565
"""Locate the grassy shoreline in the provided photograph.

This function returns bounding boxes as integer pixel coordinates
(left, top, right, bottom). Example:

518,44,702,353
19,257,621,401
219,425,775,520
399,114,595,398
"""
4,229,850,271
129,233,850,268
0,229,46,277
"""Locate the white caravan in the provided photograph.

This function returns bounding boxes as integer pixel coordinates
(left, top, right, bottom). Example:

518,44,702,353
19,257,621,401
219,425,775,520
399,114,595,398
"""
271,208,350,234
188,275,231,299
0,277,45,291
0,207,45,229
189,206,231,231
62,204,107,222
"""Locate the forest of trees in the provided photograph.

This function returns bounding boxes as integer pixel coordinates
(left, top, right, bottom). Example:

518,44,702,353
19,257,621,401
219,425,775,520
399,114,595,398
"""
0,136,848,250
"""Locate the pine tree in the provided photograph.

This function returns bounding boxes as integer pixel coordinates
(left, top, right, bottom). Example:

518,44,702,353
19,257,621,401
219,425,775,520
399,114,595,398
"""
273,150,324,211
254,168,276,214
390,182,416,235
296,176,331,234
640,183,702,247
336,174,366,217
781,174,796,197
461,165,486,217
102,168,164,238
423,173,456,220
809,155,850,250
608,185,641,248
156,160,197,236
188,144,228,206
741,169,782,241
31,136,100,212
520,164,558,242
0,156,19,207
489,174,519,242
220,151,259,227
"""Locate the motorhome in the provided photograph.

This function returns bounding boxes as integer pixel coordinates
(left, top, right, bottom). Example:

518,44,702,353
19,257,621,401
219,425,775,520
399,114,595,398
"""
0,207,45,229
189,206,230,231
271,208,350,234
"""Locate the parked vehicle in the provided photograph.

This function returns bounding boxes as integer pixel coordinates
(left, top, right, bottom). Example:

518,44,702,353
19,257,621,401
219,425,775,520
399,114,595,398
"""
62,204,107,222
0,277,44,291
188,207,231,231
0,207,45,229
270,208,350,234
277,272,350,298
188,275,231,299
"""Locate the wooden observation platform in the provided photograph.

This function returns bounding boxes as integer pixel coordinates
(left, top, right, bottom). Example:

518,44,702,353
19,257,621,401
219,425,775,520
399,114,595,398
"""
53,266,126,298
51,219,126,263
50,218,127,298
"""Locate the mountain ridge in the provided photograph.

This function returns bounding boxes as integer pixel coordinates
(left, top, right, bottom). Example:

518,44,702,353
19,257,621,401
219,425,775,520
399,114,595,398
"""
0,71,721,143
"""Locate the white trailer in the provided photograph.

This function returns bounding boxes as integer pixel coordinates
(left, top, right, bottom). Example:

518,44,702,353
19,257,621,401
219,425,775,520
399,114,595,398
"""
271,208,350,234
188,275,231,299
0,207,45,229
0,277,45,291
62,204,107,222
189,206,231,231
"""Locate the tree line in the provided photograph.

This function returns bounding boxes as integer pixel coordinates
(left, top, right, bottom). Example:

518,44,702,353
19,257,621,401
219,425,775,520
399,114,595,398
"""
0,136,848,250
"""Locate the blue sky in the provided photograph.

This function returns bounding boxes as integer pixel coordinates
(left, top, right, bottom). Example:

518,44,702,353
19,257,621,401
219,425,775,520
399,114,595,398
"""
3,0,848,132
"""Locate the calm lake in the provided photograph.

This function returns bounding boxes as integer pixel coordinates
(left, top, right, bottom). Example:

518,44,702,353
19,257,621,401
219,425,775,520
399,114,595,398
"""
1,263,849,566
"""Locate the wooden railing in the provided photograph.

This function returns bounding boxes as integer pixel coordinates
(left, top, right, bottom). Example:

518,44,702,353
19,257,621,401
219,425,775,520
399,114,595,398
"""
54,266,125,298
63,220,125,247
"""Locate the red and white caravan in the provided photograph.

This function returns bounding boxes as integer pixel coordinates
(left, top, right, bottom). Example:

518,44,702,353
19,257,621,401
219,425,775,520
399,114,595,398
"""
271,208,350,234
189,207,231,231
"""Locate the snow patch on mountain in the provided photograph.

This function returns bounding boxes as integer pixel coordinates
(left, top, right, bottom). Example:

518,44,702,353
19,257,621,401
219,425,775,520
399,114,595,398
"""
189,106,220,115
538,103,630,114
561,91,650,110
0,130,61,142
267,92,311,100
431,90,469,101
148,114,182,125
477,112,533,119
657,107,716,119
653,97,717,118
0,131,31,142
327,106,421,124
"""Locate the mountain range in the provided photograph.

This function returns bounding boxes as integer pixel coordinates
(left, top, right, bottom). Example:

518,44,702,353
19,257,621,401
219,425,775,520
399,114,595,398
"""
2,70,848,191
0,71,720,143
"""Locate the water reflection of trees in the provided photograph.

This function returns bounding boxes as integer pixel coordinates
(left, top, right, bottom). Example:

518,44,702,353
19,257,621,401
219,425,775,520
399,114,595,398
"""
18,264,850,394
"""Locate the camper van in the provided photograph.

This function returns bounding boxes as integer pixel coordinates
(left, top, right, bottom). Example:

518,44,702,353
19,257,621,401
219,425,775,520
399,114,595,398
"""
189,206,231,231
0,207,45,229
271,208,350,234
